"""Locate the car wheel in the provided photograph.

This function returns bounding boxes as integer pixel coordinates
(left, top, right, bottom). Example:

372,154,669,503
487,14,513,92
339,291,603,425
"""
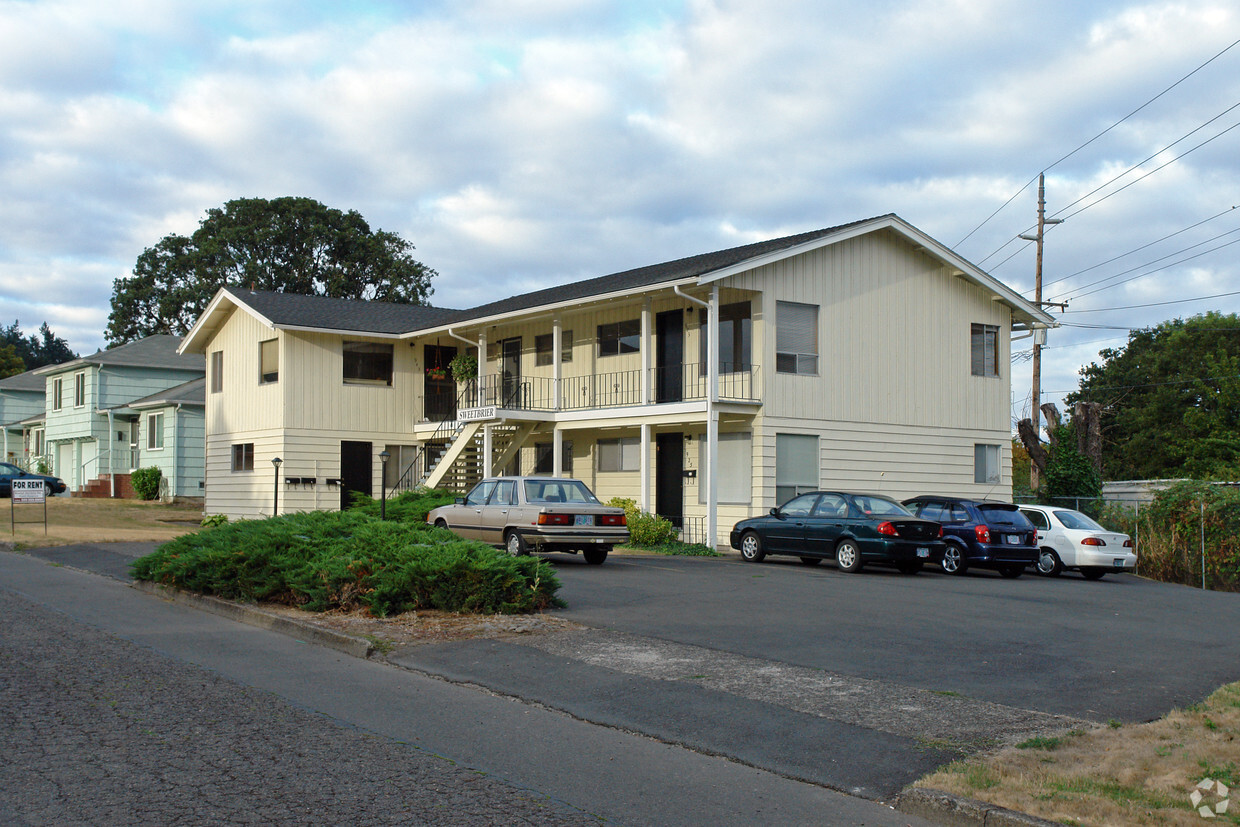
505,530,529,557
739,532,765,563
835,539,863,573
941,544,968,575
1081,567,1107,581
799,556,822,566
896,561,923,575
434,518,448,529
998,565,1024,579
1036,549,1063,577
582,546,609,565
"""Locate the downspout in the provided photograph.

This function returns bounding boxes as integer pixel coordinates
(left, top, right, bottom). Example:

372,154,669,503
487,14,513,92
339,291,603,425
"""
673,285,718,549
107,410,115,498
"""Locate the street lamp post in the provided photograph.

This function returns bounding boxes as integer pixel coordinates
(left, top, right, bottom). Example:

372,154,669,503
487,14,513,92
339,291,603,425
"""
272,456,282,516
378,450,390,520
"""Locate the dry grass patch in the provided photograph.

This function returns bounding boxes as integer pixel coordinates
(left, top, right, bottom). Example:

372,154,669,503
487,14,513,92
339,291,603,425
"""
4,496,204,547
917,682,1240,825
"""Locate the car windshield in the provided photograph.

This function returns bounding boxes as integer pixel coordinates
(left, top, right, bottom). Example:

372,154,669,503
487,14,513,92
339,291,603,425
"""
1054,510,1105,531
979,504,1033,528
847,494,912,517
524,479,600,505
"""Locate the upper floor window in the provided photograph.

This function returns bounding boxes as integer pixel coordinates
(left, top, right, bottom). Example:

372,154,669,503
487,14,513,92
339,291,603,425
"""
51,377,63,411
147,412,165,450
597,320,640,357
700,302,752,373
210,351,223,393
776,301,818,375
535,331,574,366
74,372,86,407
971,324,1000,377
343,342,393,386
259,339,278,384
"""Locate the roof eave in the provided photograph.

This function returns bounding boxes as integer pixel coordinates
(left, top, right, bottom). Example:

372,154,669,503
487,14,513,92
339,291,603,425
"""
179,287,276,354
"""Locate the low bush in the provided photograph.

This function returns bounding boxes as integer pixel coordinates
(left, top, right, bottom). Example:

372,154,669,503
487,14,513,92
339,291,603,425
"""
131,509,562,615
606,497,677,547
1121,480,1240,592
348,488,457,522
622,540,721,557
131,466,162,501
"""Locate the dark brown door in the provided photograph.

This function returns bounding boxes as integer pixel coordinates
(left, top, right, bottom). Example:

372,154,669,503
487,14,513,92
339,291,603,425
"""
500,337,521,408
424,345,457,421
340,441,372,510
656,310,684,403
656,432,684,529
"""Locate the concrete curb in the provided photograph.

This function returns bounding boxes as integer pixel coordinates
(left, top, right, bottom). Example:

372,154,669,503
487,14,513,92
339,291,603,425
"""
894,788,1062,826
131,581,374,659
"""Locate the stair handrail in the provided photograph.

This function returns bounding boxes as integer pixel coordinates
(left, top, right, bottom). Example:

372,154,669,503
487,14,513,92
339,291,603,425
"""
390,380,477,495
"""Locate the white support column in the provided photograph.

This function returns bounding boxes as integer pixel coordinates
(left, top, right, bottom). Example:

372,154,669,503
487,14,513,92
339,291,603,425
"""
483,424,493,477
706,285,720,549
553,427,564,478
476,333,487,408
641,297,652,404
640,423,651,513
553,317,562,411
107,410,115,498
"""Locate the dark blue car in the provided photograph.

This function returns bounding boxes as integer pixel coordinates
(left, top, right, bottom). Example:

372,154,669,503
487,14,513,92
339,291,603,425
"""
730,491,945,574
0,461,67,497
901,496,1038,578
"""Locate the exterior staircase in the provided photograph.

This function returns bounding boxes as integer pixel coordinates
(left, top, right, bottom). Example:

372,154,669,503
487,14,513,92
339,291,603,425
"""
77,473,134,499
421,421,537,493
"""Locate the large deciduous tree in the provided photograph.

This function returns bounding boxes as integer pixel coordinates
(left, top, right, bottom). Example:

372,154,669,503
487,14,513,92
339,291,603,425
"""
106,197,438,345
1067,311,1240,481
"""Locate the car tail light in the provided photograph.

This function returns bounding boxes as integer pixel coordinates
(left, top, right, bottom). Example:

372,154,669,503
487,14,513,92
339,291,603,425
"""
600,514,627,526
538,513,572,526
1123,538,1133,548
876,521,898,537
937,525,944,538
975,524,991,544
1082,537,1106,546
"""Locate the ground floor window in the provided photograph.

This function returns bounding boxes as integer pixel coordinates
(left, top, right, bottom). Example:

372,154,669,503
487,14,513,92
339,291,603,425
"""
147,413,165,450
776,433,818,506
974,443,1000,484
534,441,573,476
597,437,640,472
231,443,254,472
383,444,417,488
699,432,752,504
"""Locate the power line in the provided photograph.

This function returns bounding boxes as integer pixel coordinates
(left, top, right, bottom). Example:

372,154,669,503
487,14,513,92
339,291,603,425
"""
1056,225,1240,299
1060,288,1240,313
1066,235,1240,302
1047,374,1240,396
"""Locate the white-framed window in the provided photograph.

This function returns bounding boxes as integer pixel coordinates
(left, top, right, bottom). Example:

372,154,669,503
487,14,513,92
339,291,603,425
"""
698,432,752,504
343,342,394,385
210,350,223,393
597,320,640,357
776,433,818,505
974,443,1000,484
535,331,573,366
971,324,1000,377
776,301,818,375
51,377,63,411
383,444,418,488
231,443,254,472
74,372,86,407
597,437,640,472
259,339,278,384
147,413,165,450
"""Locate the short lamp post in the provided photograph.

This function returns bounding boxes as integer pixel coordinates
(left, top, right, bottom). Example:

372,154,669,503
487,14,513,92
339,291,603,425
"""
378,450,390,520
272,456,282,516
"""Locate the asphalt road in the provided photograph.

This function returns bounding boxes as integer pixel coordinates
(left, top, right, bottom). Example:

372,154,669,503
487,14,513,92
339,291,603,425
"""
2,547,930,826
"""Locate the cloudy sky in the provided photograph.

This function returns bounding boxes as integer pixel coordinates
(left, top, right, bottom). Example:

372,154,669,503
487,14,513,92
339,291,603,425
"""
1,0,1238,427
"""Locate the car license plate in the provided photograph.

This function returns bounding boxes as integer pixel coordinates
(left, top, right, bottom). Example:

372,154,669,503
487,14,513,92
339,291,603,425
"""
1113,559,1126,569
1006,535,1021,544
917,547,929,558
574,515,593,526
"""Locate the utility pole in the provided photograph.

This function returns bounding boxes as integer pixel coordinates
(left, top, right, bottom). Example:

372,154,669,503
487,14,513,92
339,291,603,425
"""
1019,173,1063,492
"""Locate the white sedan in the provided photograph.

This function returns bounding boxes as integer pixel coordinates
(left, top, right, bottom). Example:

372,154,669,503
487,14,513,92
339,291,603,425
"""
1018,505,1136,580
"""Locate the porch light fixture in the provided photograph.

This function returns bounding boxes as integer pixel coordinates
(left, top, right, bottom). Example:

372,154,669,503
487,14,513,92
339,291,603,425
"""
272,456,282,516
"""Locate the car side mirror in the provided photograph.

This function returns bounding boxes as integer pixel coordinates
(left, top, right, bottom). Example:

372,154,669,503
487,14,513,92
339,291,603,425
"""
769,507,781,518
454,497,465,505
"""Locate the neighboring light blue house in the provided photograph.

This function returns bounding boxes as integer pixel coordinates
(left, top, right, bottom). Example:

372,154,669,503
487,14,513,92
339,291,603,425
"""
0,369,48,468
120,378,206,499
34,335,205,498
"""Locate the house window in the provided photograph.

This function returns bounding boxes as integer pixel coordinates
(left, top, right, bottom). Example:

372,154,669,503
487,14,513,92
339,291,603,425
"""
74,372,86,407
535,331,573,366
147,413,165,450
698,432,752,504
776,433,818,505
210,351,223,393
776,301,818,375
534,441,573,475
974,444,1000,484
343,342,394,386
597,320,640,357
597,437,640,472
971,324,1000,377
699,302,752,373
51,378,63,411
259,339,278,384
383,444,418,488
231,443,254,472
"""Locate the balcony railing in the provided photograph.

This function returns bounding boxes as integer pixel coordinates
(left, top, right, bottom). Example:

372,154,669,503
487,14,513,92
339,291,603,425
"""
423,364,761,419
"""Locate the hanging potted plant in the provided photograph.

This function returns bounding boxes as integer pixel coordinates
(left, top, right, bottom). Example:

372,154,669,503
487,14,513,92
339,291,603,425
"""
449,351,478,383
425,365,448,381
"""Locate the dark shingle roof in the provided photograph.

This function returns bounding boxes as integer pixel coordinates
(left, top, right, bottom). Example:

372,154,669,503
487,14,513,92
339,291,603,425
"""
0,369,45,393
38,335,204,374
127,377,206,410
230,289,462,335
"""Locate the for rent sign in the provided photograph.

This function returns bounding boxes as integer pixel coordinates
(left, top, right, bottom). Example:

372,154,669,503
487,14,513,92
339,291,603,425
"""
11,478,46,504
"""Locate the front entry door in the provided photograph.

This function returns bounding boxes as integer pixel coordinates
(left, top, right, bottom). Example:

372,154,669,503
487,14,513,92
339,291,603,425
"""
656,310,684,403
128,420,140,470
340,441,372,510
656,432,684,530
500,337,521,408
